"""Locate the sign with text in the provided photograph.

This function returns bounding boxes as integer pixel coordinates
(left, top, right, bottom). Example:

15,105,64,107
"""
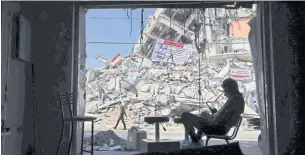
230,69,252,80
151,39,198,65
126,61,138,84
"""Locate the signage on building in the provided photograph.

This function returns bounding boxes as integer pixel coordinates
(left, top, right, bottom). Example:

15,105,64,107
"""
151,39,198,65
123,60,138,84
230,69,252,80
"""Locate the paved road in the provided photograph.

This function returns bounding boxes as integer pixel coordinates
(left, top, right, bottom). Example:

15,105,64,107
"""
84,129,261,155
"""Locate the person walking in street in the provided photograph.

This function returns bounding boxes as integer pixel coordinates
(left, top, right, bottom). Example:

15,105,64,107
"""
113,101,127,130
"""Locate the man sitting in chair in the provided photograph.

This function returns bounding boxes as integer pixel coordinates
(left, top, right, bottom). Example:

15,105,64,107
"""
181,78,245,144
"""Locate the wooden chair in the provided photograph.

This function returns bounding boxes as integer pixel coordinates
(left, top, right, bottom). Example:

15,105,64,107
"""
205,116,243,146
56,92,96,155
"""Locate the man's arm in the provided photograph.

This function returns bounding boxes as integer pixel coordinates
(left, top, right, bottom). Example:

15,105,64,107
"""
213,96,238,122
214,95,244,123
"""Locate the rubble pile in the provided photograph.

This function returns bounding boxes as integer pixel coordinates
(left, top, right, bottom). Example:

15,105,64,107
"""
85,57,258,129
83,130,128,151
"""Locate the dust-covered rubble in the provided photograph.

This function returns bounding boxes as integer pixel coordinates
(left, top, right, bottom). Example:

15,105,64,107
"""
85,57,259,131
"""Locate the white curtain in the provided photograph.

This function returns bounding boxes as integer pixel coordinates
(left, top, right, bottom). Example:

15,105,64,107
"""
248,4,269,155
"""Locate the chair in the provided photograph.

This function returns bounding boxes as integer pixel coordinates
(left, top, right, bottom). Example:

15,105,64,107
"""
205,116,243,146
56,92,96,155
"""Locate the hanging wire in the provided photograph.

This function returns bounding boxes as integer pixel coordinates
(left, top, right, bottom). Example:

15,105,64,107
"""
30,63,42,154
195,9,203,113
183,9,188,35
138,8,145,69
167,11,172,79
126,9,132,36
130,9,133,36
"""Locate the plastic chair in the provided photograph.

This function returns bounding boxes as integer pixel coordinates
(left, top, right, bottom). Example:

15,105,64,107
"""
205,116,243,146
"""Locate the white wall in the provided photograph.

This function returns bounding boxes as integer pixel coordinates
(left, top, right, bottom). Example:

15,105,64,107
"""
1,2,27,155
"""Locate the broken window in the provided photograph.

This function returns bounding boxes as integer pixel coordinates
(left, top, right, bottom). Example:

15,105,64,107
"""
160,26,178,40
179,35,192,44
173,9,193,25
163,8,176,18
151,22,166,37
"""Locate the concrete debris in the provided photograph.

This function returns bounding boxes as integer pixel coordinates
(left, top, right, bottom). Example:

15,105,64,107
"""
85,56,259,130
83,130,127,151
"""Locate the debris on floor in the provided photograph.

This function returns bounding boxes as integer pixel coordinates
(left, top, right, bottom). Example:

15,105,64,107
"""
83,130,128,151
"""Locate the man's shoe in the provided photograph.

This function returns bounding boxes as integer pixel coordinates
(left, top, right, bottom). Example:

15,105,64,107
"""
190,134,200,143
181,140,201,149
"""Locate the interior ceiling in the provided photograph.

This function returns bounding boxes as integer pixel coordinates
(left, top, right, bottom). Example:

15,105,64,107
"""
80,1,255,9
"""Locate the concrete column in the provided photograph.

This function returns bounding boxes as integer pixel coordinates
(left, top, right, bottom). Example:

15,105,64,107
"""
263,2,305,155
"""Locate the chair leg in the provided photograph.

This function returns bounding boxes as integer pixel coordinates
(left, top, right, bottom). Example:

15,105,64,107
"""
225,139,229,144
205,137,210,146
80,122,84,155
91,121,94,155
68,122,73,155
55,121,65,155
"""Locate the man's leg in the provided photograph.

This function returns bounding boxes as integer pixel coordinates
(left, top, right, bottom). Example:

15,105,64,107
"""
121,116,127,130
181,112,209,143
197,123,227,137
113,116,121,129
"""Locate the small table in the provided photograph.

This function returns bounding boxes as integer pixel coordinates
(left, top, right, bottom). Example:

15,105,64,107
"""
141,116,180,153
144,116,169,141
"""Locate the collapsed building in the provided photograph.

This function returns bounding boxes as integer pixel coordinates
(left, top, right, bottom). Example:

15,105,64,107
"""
85,8,259,131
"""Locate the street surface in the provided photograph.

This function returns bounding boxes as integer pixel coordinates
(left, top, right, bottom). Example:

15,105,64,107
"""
83,127,262,155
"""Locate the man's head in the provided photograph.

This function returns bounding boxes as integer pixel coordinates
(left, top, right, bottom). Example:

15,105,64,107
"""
222,78,240,97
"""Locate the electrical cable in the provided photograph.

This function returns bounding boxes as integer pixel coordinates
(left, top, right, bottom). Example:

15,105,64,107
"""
30,63,42,154
138,8,145,69
55,93,64,155
125,9,133,37
126,9,132,36
166,11,174,79
193,9,203,113
67,114,74,155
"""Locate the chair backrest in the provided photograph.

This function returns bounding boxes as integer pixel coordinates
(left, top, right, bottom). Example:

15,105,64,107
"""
59,92,75,118
228,116,243,140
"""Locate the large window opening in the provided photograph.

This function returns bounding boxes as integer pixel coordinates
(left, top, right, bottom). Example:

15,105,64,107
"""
80,4,262,155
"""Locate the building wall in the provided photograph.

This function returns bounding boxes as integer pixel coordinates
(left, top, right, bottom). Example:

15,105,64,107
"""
16,2,74,155
266,2,305,154
1,2,27,155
